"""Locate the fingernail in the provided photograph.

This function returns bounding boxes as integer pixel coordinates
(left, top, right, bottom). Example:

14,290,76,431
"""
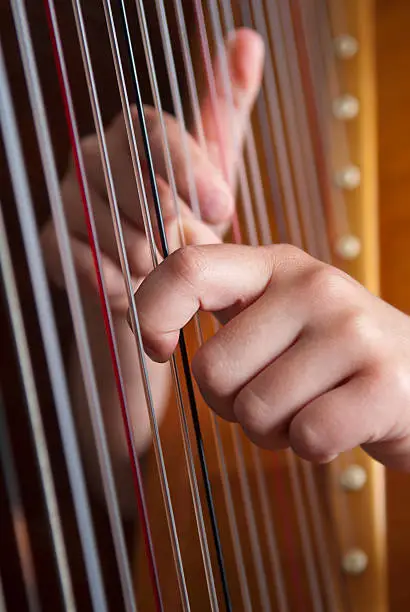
226,29,265,91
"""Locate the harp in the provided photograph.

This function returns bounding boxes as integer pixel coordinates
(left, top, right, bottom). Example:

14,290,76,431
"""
0,0,408,610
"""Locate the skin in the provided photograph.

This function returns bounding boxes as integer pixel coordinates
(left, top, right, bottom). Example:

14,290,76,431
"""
42,27,410,514
41,29,265,511
135,243,410,472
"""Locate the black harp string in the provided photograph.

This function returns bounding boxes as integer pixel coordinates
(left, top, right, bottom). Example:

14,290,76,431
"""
99,0,231,609
0,391,41,612
107,1,224,609
54,0,193,608
132,0,254,608
9,1,143,609
164,7,255,607
0,39,108,612
0,204,75,612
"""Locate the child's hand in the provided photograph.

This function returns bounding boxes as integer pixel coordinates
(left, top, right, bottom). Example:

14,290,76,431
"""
135,243,410,471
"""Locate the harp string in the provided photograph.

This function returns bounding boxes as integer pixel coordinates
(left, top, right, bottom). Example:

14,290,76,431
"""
44,2,171,610
0,204,75,612
0,39,109,612
205,1,324,608
190,4,275,610
274,0,330,262
9,2,146,610
130,2,250,606
321,0,359,237
320,0,363,555
267,0,329,261
203,9,298,600
283,1,358,604
266,2,342,609
201,0,288,610
192,2,300,609
155,0,255,606
48,0,197,607
0,392,41,612
233,3,326,610
110,1,235,608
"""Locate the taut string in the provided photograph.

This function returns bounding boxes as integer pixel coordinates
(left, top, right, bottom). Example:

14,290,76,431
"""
0,203,75,611
0,39,108,612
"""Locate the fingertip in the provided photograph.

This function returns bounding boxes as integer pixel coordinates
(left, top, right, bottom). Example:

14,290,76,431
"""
227,28,265,92
182,218,222,246
199,184,235,225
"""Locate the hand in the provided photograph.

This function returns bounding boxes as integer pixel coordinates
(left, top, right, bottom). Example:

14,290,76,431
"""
38,31,265,500
41,29,264,312
135,243,410,471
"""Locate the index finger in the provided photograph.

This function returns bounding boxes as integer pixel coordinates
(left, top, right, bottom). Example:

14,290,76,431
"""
135,244,304,362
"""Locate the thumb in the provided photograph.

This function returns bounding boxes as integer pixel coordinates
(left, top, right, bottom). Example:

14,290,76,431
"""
197,28,264,188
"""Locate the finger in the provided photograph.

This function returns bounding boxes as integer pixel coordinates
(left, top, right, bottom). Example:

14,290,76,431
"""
191,285,306,421
90,108,234,229
42,226,130,309
198,28,264,186
165,216,221,253
63,180,154,279
135,244,312,361
142,106,234,225
290,365,410,467
288,374,382,463
231,321,371,446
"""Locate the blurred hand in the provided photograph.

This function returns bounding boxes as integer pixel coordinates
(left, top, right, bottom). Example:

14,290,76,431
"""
41,29,264,312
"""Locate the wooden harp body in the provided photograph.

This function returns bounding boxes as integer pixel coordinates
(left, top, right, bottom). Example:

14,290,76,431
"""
0,1,409,611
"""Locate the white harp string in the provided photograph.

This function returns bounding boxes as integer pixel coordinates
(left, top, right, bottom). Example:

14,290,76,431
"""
9,1,141,609
0,204,75,612
193,6,294,610
102,1,227,608
0,39,108,612
62,0,193,607
139,0,254,606
1,1,370,610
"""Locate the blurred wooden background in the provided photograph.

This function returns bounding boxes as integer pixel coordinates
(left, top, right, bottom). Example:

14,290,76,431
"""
377,1,410,610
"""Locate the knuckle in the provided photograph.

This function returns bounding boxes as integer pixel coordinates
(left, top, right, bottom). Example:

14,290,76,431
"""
372,359,410,402
339,310,382,356
192,343,223,396
301,265,348,304
290,417,332,462
233,386,271,438
169,246,207,289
